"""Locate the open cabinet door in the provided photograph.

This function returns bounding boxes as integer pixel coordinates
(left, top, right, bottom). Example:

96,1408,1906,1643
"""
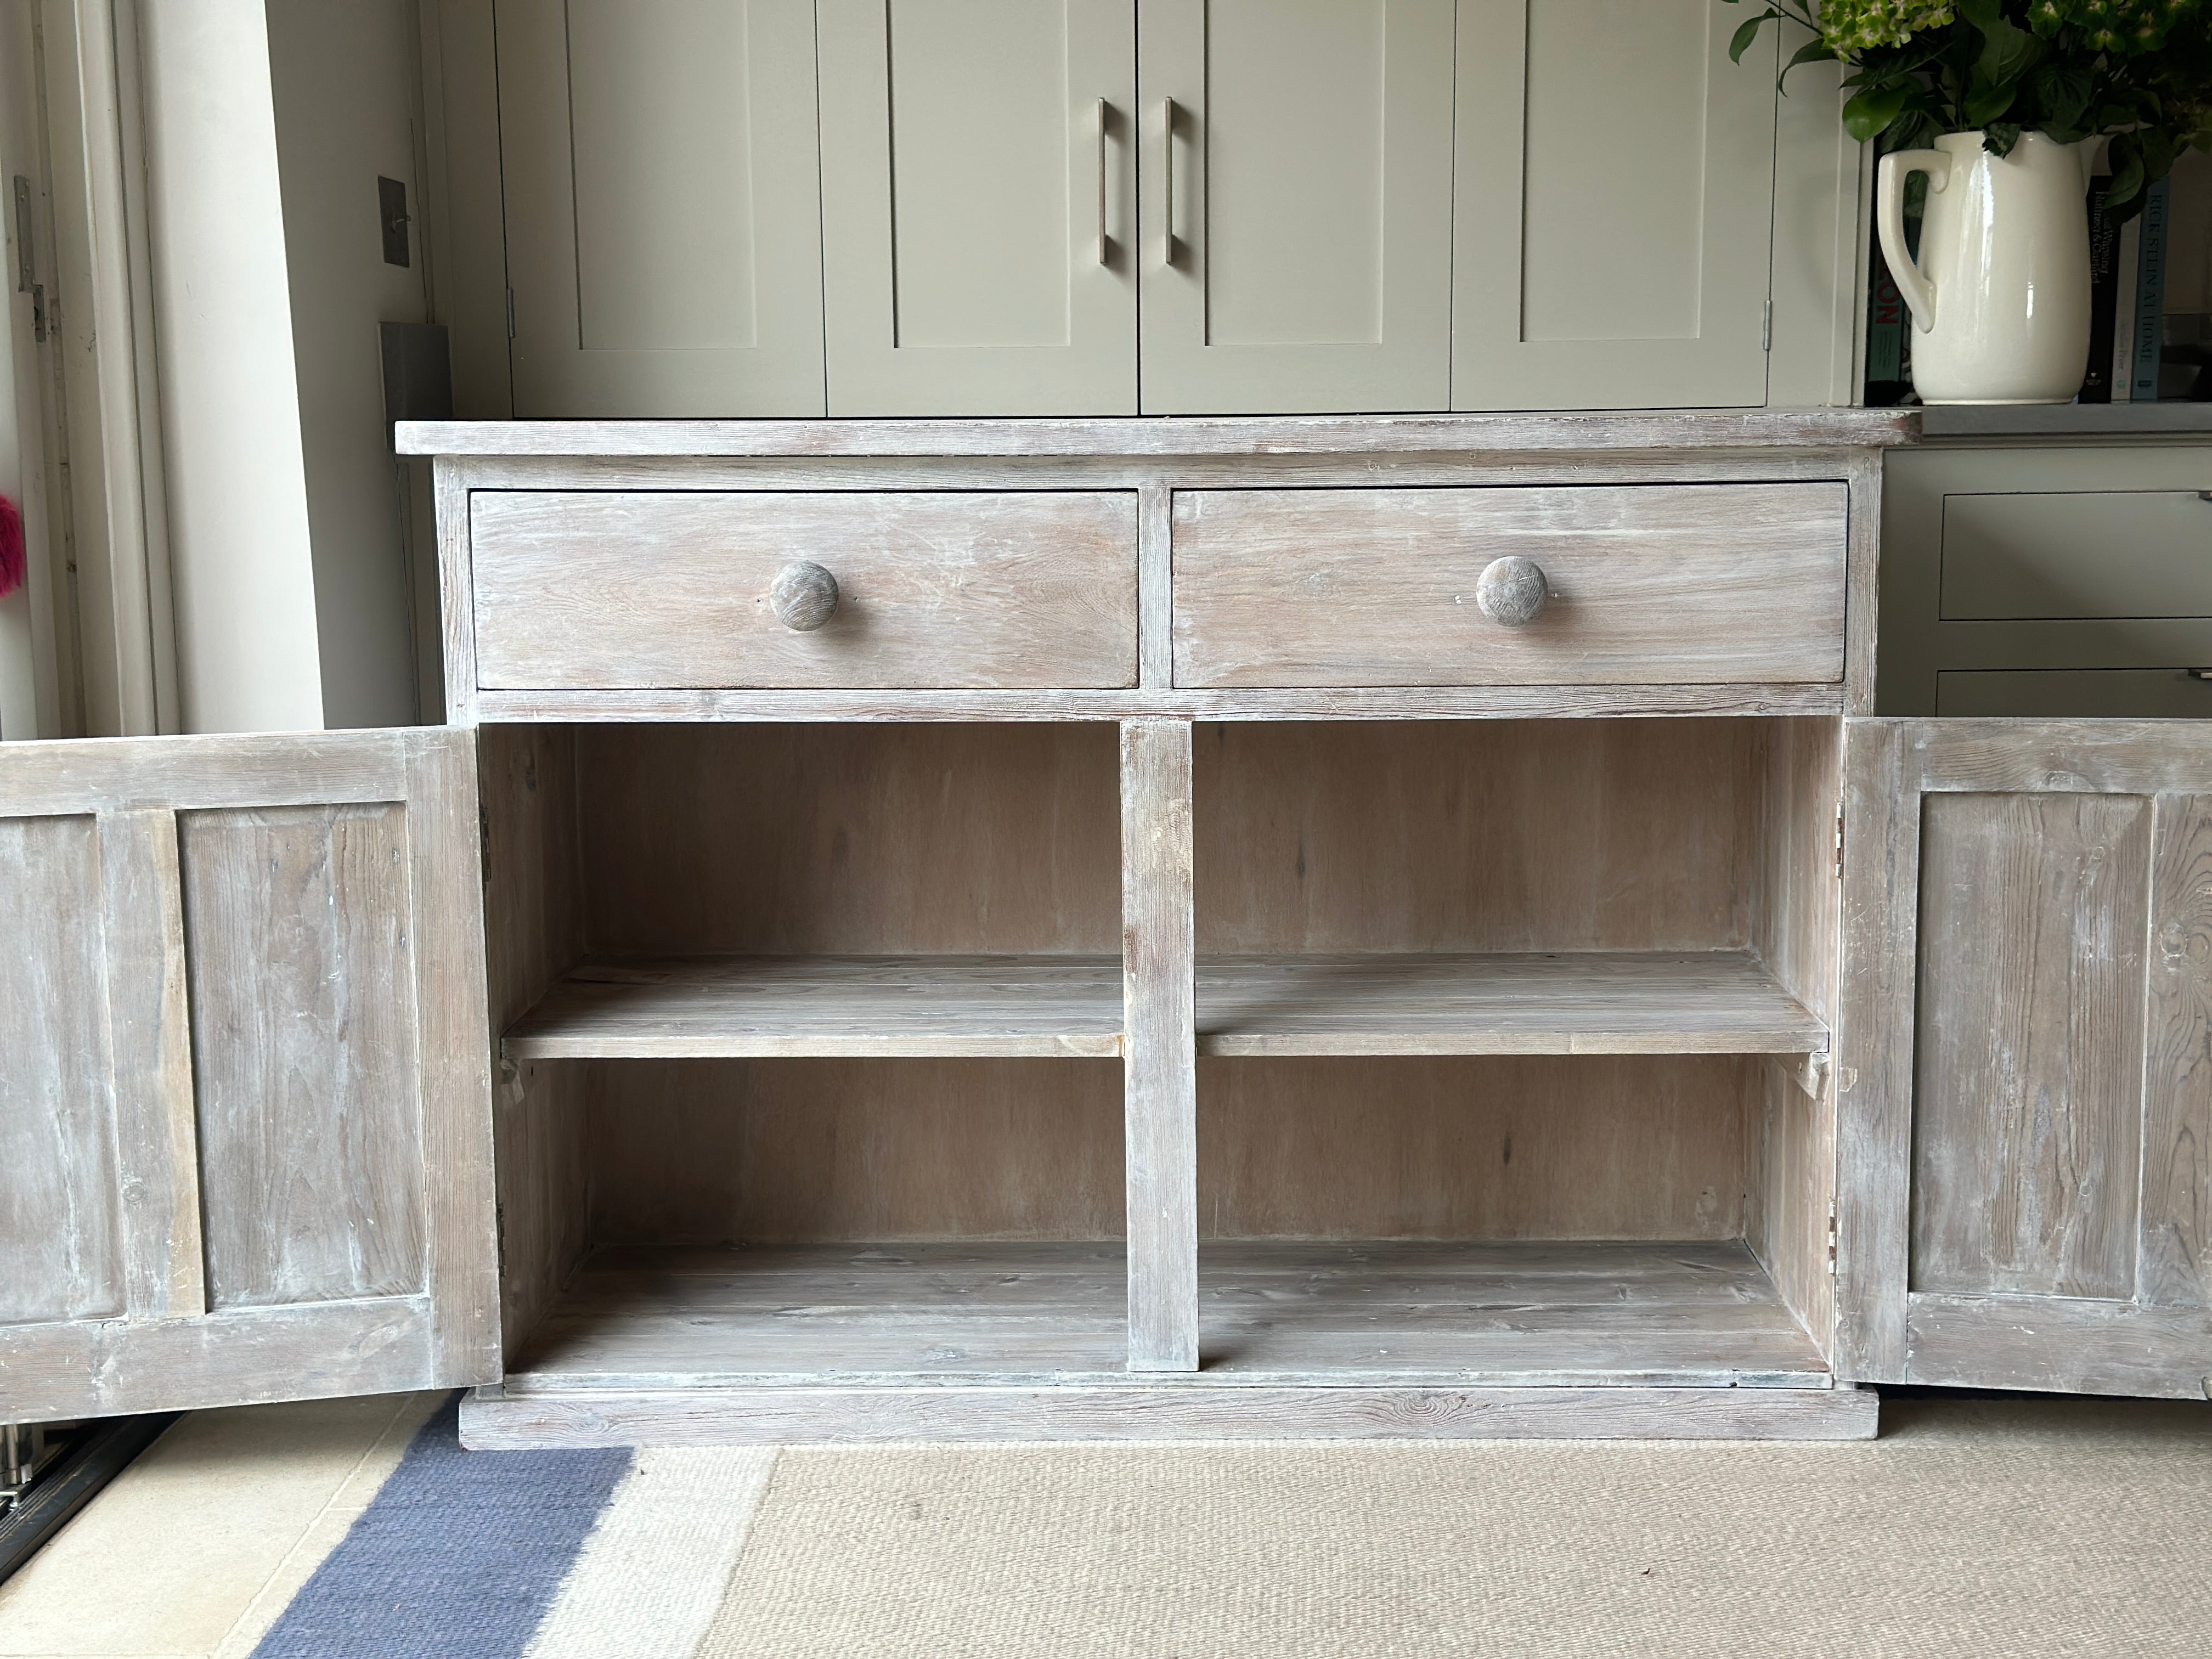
0,729,498,1420
1836,719,2212,1398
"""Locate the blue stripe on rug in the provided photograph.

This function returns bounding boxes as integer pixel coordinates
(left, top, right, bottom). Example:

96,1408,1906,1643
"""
251,1395,631,1659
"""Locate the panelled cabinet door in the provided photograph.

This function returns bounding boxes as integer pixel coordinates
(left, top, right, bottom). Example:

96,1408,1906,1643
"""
1836,720,2212,1399
1136,0,1455,414
496,0,826,416
0,730,498,1421
1453,0,1778,410
817,0,1137,415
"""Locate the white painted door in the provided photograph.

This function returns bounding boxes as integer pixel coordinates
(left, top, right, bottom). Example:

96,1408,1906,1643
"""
0,729,500,1421
1453,0,1779,410
1137,0,1457,414
496,0,826,416
816,0,1136,416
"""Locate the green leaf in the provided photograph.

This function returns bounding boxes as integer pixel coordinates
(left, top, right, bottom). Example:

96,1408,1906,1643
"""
1843,83,1912,143
2029,60,2094,131
1962,71,2021,128
2106,135,2147,210
1729,11,1773,65
1975,16,2040,85
1983,122,2022,156
1780,36,1838,85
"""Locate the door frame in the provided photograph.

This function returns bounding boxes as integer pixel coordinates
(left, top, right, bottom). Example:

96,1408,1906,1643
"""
1837,716,2212,1398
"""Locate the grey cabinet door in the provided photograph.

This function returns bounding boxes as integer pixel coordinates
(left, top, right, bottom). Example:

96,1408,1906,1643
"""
817,0,1137,415
1836,719,2212,1398
1453,0,1778,410
0,730,499,1421
496,0,826,416
1136,0,1455,414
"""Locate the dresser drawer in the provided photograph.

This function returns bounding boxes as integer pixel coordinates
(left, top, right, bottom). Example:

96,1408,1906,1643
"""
470,492,1138,690
1171,484,1848,687
1939,491,2212,619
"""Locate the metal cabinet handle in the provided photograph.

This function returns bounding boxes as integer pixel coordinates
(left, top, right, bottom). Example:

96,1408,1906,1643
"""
769,561,839,631
1161,97,1179,267
1475,557,1549,627
1096,98,1110,265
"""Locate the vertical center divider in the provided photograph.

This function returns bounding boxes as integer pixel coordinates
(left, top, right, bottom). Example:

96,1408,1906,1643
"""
1120,716,1200,1370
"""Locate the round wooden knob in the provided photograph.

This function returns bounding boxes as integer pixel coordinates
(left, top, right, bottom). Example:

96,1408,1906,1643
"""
1475,556,1548,627
768,561,839,631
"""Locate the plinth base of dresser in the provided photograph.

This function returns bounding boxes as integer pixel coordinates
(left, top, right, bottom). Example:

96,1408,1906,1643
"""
458,1381,1876,1447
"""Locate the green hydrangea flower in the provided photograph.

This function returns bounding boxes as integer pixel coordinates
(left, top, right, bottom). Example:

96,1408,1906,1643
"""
2028,0,2201,55
1818,0,1957,52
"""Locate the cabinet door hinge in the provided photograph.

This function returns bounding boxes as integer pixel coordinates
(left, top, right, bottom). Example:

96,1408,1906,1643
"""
1833,799,1846,881
1827,1198,1839,1274
494,1201,506,1276
505,286,516,339
479,801,493,889
1761,298,1773,353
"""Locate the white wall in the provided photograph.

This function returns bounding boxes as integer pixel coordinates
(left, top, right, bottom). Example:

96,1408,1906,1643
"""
139,0,324,734
266,0,428,730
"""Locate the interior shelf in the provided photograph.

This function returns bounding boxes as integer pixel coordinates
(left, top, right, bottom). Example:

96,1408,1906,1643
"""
1195,950,1825,1057
500,1239,1827,1391
503,955,1126,1059
504,949,1825,1062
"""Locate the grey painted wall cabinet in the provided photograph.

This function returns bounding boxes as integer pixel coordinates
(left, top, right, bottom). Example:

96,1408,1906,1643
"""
481,0,1836,417
14,409,2209,1440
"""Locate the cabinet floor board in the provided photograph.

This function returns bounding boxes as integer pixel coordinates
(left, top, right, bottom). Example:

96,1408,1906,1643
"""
503,951,1826,1061
501,1239,1828,1393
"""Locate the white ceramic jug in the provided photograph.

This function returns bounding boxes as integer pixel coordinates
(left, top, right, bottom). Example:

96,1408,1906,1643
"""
1877,131,2100,404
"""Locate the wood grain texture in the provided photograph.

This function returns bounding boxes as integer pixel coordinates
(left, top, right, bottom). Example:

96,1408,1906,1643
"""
1122,720,1199,1370
435,459,478,725
1910,791,2151,1300
477,726,592,1365
506,955,1126,1059
1170,484,1847,687
1905,1293,2212,1399
461,1380,1874,1446
0,814,123,1327
394,408,1920,456
1137,481,1173,688
181,802,428,1309
1199,1055,1755,1242
1833,718,1915,1383
1193,951,1824,1056
406,732,503,1384
100,810,205,1321
1193,719,1760,954
0,730,408,817
0,1297,438,1424
474,682,1847,724
469,490,1138,690
584,1059,1126,1245
483,1238,1824,1392
1843,451,1881,716
2141,794,2212,1308
1750,1055,1838,1363
573,723,1121,955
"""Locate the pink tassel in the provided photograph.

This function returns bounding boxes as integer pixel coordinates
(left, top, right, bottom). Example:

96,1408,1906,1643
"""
0,495,21,599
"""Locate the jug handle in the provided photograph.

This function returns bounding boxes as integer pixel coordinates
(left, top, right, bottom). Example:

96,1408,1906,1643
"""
1877,149,1949,334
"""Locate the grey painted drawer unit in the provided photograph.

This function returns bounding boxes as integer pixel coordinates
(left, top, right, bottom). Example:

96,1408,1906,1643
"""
10,409,2212,1448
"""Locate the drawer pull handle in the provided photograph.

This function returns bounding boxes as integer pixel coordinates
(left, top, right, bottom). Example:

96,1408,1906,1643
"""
1475,556,1549,627
769,561,839,631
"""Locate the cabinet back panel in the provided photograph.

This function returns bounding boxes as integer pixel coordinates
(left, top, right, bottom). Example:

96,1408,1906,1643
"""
586,1058,1126,1242
1910,792,2151,1299
577,724,1122,955
1194,719,1760,952
180,805,428,1309
0,814,124,1325
1200,1055,1752,1240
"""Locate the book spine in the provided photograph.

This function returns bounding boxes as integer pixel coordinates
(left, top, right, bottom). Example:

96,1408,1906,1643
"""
2130,176,2172,402
2113,215,2143,402
2080,182,2120,402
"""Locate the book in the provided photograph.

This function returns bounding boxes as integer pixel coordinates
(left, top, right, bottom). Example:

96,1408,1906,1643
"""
2112,214,2142,400
2130,176,2172,401
2080,181,2121,402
